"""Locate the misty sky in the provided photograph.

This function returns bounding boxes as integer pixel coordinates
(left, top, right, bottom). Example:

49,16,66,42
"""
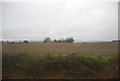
1,0,118,42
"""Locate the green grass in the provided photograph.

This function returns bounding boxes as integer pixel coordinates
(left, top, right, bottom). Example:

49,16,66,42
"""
3,53,118,79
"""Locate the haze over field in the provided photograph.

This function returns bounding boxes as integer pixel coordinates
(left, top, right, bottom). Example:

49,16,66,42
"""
1,0,119,79
1,0,118,42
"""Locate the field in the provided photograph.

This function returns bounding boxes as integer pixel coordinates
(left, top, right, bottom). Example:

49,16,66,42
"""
2,42,118,55
2,42,118,79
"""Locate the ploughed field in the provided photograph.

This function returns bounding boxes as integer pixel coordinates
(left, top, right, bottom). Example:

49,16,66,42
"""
2,42,118,55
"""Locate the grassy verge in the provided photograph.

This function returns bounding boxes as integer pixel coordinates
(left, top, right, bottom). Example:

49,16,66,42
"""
3,53,118,79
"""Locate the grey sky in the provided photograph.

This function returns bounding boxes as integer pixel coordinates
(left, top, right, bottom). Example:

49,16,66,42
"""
2,0,118,42
0,2,2,40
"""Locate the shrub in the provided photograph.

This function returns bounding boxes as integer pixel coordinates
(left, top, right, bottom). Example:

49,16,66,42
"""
80,54,111,69
3,53,116,79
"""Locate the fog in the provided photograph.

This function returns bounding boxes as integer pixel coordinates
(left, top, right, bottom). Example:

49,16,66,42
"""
1,0,118,42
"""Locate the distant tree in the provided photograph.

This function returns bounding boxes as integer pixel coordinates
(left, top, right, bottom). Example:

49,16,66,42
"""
66,37,74,43
53,39,57,42
7,41,9,44
43,37,52,43
11,41,15,44
56,38,66,43
58,39,61,43
60,38,66,42
2,41,5,44
112,40,120,42
24,40,29,44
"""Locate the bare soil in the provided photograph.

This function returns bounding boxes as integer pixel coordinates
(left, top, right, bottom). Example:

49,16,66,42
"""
2,42,118,55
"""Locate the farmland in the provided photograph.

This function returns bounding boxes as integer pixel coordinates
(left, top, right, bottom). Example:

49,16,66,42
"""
2,42,118,55
2,42,118,79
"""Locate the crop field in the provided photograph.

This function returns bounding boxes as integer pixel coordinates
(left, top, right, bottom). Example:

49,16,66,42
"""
2,42,118,55
2,42,118,79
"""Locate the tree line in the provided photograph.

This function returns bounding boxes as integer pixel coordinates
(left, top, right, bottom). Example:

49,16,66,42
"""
2,37,74,44
2,40,29,44
43,37,74,43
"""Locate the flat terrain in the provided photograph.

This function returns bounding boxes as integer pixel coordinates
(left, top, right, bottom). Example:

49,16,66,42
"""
2,42,118,79
2,42,118,55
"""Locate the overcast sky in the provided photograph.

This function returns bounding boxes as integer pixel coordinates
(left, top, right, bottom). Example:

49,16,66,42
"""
1,0,118,42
